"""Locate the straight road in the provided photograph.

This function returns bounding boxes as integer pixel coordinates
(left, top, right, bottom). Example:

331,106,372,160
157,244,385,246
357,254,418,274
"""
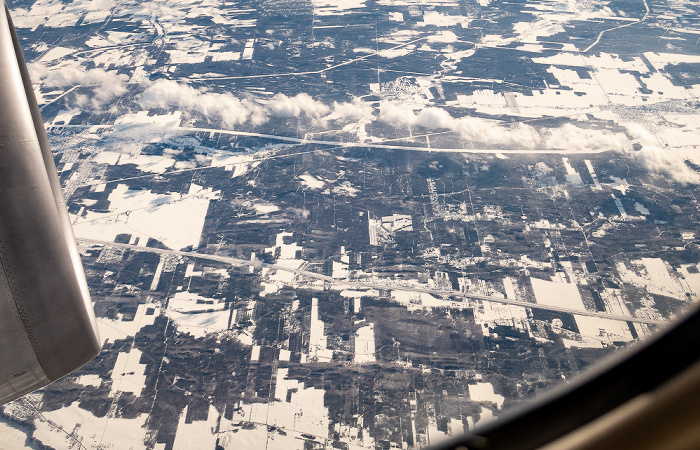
57,123,614,155
77,238,668,326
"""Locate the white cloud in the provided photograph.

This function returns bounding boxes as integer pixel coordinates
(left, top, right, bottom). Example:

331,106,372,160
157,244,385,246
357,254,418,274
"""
620,124,699,183
174,160,197,170
545,124,624,151
634,146,700,184
325,98,372,122
27,61,49,82
43,67,128,110
138,80,266,127
266,93,330,119
138,81,371,129
414,107,454,129
380,103,626,150
379,102,418,128
624,123,660,147
381,104,542,147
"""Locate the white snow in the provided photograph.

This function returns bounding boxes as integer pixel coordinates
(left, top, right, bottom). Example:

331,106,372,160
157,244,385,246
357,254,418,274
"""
299,174,326,189
165,293,231,338
562,157,582,185
39,47,75,62
474,301,529,336
218,424,267,449
168,291,226,313
93,150,121,165
112,111,182,145
218,367,332,447
110,347,147,397
261,258,304,297
392,289,468,311
531,277,586,311
279,349,291,361
0,421,29,449
311,0,366,15
51,109,81,126
173,405,218,450
378,45,415,59
476,406,494,427
73,183,219,251
308,298,333,362
573,315,634,347
503,277,517,299
32,402,148,450
97,303,159,345
151,257,166,290
426,416,464,446
252,203,279,214
118,154,176,174
468,382,504,409
76,374,102,388
266,232,303,260
418,12,469,27
332,261,349,279
678,264,700,298
340,289,379,299
250,345,261,362
617,258,685,299
634,202,650,215
332,181,360,196
643,52,700,71
354,324,376,364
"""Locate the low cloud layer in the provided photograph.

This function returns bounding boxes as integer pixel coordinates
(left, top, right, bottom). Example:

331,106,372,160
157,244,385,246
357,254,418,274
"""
634,146,700,184
380,104,700,184
137,80,371,128
27,61,49,82
32,63,128,110
623,123,699,184
135,82,698,185
138,80,266,126
380,103,625,151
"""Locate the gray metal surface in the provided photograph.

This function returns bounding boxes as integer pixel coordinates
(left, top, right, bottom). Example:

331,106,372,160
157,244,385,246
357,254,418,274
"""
0,2,101,405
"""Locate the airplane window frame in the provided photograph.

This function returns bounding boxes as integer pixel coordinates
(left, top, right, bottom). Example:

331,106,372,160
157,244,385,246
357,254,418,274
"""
436,303,700,449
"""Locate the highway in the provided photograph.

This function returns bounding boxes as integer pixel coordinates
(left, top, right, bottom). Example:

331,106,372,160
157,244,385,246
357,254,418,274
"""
57,123,614,155
76,238,668,326
182,126,615,155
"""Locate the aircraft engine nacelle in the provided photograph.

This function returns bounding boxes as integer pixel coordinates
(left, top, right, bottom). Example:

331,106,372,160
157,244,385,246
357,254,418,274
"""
0,2,101,405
